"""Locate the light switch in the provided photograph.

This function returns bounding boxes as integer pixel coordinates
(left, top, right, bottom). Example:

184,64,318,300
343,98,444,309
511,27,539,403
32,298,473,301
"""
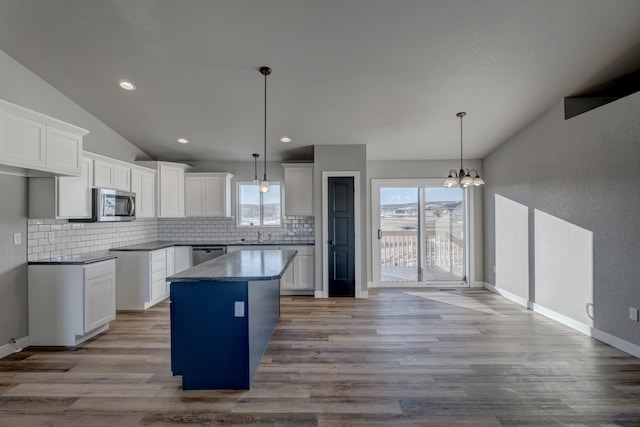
234,301,245,317
13,233,21,245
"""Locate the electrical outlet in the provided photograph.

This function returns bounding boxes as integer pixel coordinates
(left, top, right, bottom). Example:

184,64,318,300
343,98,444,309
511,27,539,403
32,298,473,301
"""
630,307,639,322
13,232,21,245
234,301,245,317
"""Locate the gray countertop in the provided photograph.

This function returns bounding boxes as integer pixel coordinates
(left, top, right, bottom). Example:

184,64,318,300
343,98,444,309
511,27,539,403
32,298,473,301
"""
167,249,297,282
28,251,117,265
111,240,314,252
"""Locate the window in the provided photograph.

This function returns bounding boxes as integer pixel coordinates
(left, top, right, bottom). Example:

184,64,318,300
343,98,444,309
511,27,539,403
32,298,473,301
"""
237,182,281,226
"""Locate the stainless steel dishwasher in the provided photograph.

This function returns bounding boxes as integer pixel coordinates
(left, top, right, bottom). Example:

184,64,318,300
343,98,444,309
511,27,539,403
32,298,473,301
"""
191,246,226,266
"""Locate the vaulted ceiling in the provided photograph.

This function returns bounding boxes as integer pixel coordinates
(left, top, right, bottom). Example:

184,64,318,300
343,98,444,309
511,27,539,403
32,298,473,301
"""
1,0,639,162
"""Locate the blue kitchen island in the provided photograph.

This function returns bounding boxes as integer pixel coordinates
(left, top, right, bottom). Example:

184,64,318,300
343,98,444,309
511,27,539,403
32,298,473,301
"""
166,249,296,390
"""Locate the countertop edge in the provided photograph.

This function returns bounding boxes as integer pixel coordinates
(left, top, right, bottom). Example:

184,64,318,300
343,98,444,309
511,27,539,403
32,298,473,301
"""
111,241,314,252
28,254,118,265
167,249,297,283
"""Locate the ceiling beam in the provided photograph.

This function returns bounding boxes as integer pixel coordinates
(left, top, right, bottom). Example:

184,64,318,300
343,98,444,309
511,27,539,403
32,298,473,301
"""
564,69,640,120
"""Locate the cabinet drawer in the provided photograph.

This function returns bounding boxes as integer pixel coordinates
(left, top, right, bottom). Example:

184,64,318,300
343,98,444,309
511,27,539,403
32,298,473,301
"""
84,259,115,280
151,267,166,283
151,279,166,301
151,259,166,273
151,249,166,263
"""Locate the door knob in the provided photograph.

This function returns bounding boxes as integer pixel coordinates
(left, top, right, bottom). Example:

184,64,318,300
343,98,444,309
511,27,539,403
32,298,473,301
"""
328,240,335,245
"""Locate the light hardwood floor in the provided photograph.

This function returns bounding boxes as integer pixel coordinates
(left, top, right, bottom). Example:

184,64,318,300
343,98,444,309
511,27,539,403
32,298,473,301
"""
2,288,640,426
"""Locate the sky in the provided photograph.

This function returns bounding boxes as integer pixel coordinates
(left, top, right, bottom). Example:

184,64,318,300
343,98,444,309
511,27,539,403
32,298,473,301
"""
380,187,462,205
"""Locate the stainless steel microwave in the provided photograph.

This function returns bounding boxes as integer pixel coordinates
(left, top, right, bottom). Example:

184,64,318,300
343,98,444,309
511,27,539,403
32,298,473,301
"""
71,188,136,222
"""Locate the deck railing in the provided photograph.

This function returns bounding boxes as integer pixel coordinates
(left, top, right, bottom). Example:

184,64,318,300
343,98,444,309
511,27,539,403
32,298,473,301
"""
380,230,464,275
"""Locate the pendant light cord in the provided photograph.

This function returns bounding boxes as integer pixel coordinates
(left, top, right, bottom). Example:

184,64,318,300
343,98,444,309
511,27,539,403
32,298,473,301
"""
263,69,267,181
460,114,464,171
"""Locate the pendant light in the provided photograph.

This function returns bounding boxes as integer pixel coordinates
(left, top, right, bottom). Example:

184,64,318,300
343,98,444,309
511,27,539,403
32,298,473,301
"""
252,153,260,184
443,112,485,188
259,66,271,193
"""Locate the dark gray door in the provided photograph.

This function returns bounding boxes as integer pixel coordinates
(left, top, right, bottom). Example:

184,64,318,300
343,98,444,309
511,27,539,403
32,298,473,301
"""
328,177,355,297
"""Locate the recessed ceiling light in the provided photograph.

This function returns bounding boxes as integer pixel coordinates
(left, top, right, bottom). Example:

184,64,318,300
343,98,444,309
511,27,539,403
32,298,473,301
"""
119,80,136,91
177,138,189,144
280,136,292,143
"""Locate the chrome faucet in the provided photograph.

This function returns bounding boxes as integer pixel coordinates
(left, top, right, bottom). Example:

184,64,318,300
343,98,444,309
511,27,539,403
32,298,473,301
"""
257,231,263,241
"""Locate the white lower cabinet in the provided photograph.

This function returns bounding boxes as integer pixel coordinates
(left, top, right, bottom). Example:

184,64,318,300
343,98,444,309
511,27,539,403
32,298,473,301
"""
226,245,314,294
111,246,190,310
28,259,116,346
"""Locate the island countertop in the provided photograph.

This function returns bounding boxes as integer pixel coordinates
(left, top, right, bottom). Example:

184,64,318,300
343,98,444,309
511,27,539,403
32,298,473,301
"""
166,249,297,282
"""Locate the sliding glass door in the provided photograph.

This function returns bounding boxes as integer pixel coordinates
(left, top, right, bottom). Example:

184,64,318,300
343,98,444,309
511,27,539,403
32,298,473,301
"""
423,187,465,282
373,180,467,285
379,187,420,282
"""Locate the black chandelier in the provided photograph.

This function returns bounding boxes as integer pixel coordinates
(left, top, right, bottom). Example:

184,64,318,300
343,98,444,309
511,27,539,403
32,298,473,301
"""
443,112,485,188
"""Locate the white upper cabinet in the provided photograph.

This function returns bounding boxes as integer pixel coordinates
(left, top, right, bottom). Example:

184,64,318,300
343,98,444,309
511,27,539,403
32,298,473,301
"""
113,164,131,191
0,99,88,176
46,126,82,175
137,161,191,218
92,157,131,191
29,155,94,219
93,158,114,188
282,163,313,216
185,173,233,217
0,111,46,169
130,166,156,218
57,156,93,218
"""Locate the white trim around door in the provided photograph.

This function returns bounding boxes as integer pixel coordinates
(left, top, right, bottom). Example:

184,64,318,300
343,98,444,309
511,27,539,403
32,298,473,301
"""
320,171,363,298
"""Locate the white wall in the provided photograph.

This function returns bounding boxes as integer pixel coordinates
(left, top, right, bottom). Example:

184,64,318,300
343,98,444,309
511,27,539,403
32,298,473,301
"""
494,194,529,301
0,175,28,349
483,91,640,348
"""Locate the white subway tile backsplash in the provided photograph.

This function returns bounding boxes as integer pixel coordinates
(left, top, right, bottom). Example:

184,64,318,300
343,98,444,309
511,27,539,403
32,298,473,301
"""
28,215,314,260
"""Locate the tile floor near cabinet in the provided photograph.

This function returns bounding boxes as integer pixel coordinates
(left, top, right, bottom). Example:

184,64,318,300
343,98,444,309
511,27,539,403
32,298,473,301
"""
1,289,640,426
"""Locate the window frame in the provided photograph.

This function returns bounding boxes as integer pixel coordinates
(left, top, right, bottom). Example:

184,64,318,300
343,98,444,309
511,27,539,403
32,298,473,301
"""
236,181,283,227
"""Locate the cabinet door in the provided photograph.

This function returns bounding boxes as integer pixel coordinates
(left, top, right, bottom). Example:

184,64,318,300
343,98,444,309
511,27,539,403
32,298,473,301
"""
284,166,313,216
281,259,296,289
46,126,82,175
185,176,205,216
132,169,156,218
130,168,143,212
204,176,226,216
295,254,315,289
141,172,156,218
94,159,114,188
0,110,46,169
57,157,93,218
84,273,116,332
159,164,185,217
113,164,131,191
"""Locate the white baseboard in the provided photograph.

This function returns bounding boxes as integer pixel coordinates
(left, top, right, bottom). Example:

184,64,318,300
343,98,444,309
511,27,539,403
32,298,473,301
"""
592,328,640,359
486,284,640,359
0,336,29,359
470,281,486,288
357,290,368,298
530,303,593,336
368,281,469,288
314,290,327,298
484,283,529,308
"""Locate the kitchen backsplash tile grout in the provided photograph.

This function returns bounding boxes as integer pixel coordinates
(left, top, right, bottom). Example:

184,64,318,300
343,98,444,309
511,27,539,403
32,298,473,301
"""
27,216,314,261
